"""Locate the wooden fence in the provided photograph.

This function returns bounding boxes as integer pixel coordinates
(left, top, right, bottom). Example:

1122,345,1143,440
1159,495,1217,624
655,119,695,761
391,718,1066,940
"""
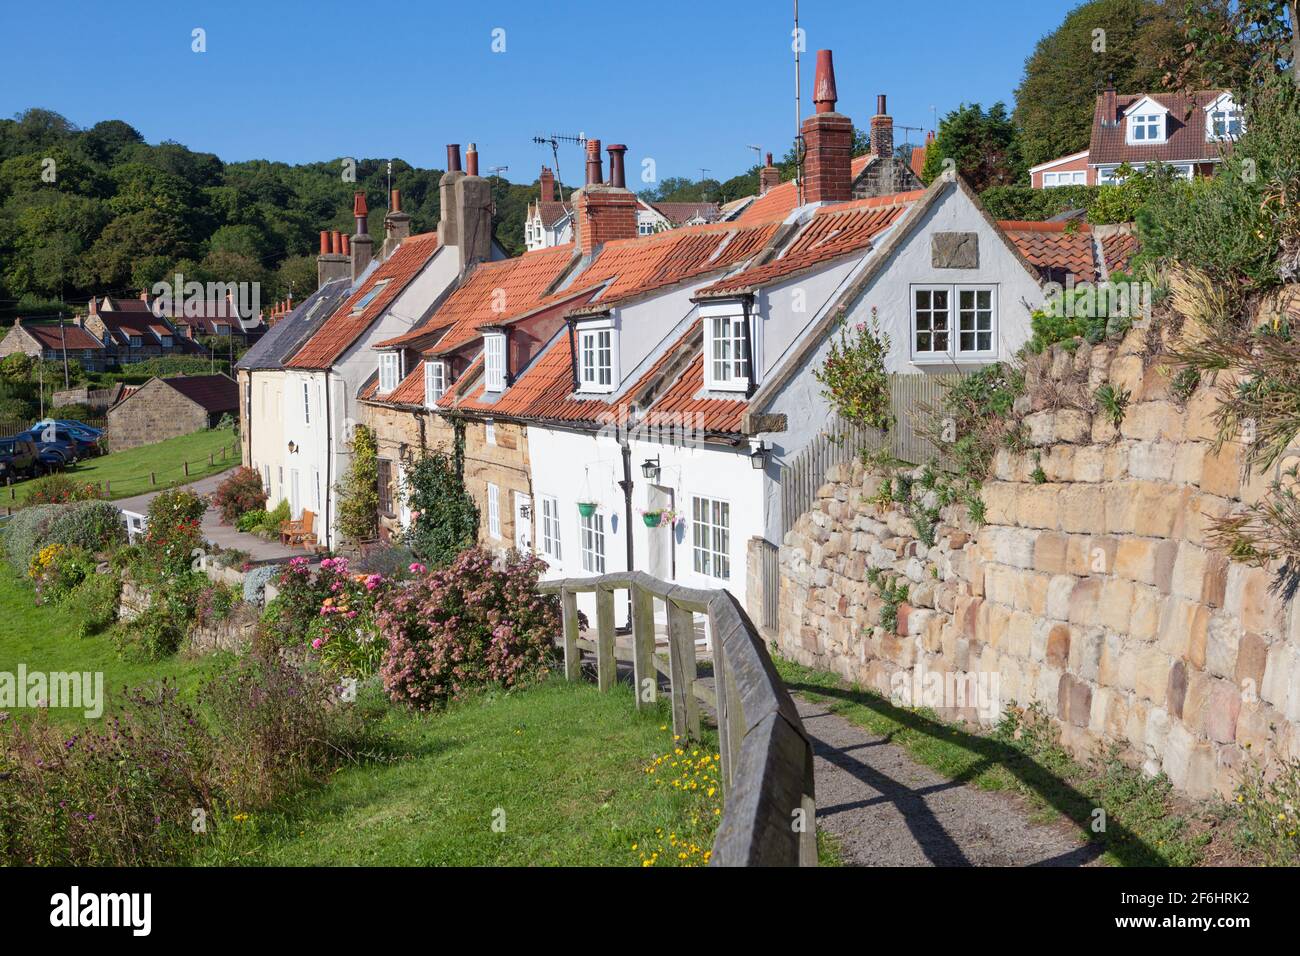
780,372,965,535
539,571,816,867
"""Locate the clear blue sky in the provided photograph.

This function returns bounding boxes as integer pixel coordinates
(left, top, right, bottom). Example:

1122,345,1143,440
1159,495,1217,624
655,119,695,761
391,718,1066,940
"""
1,0,1079,187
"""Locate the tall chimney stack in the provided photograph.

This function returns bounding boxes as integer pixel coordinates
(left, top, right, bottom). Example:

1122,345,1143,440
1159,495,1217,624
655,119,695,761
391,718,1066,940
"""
870,94,894,160
383,188,412,261
759,151,781,196
450,142,492,270
438,144,466,249
800,50,853,204
350,190,372,282
317,227,350,288
574,137,638,256
539,166,555,203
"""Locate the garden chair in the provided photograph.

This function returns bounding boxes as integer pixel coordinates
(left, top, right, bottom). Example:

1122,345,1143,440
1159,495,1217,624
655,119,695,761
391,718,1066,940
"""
280,509,315,547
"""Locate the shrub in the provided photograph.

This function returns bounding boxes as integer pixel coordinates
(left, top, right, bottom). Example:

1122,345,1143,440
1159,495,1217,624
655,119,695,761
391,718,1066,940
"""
44,500,126,556
237,509,268,532
111,603,188,661
979,184,1100,222
1,503,62,567
211,466,266,525
138,488,205,582
264,556,392,677
378,548,562,709
28,542,94,605
335,425,379,545
23,474,102,506
403,450,478,566
67,572,122,638
0,683,214,866
194,582,242,629
814,315,893,431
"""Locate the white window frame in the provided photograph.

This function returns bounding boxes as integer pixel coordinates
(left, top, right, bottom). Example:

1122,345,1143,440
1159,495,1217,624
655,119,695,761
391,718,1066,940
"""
580,511,606,573
540,495,562,560
1205,93,1244,140
424,359,447,407
691,495,731,580
303,381,311,424
703,309,751,392
487,483,501,539
577,321,616,393
485,420,496,445
484,333,507,392
910,285,952,360
378,351,402,394
911,285,998,362
1124,99,1168,145
1042,170,1086,188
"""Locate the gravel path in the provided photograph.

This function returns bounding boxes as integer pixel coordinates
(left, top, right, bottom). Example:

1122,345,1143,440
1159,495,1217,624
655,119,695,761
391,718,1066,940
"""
795,695,1104,866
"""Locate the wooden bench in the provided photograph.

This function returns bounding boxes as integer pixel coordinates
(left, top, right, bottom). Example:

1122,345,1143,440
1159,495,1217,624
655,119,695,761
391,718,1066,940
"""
280,509,315,548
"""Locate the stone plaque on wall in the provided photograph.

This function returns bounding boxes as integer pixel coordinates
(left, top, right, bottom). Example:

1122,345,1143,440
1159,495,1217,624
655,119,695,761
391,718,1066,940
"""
931,232,979,269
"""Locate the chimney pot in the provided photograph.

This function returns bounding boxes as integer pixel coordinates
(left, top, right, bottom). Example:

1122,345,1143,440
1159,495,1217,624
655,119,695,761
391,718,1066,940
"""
766,152,773,166
585,139,603,185
341,234,350,255
876,94,887,116
607,144,627,189
330,230,341,254
390,189,401,213
446,144,462,173
319,231,330,255
870,94,894,160
813,50,838,114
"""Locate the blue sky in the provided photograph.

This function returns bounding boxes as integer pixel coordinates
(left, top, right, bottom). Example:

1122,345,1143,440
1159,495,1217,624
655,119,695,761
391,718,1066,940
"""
2,0,1079,186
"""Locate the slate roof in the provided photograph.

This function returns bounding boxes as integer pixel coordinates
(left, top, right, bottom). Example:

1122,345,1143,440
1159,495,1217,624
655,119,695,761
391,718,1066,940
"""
237,276,353,371
17,321,105,351
286,233,440,369
1090,90,1234,167
161,374,239,413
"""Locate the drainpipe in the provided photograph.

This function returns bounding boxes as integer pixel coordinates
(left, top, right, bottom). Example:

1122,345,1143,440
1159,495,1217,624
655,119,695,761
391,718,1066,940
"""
323,369,332,550
617,435,635,621
741,293,757,399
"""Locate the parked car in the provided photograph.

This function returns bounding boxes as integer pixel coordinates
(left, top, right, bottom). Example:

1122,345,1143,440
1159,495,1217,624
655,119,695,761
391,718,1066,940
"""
0,436,40,479
34,418,104,438
35,445,71,474
32,420,104,455
16,428,81,466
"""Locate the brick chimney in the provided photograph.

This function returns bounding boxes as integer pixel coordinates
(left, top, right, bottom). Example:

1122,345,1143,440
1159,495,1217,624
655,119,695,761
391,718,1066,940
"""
438,144,465,250
382,188,412,261
801,50,853,204
449,142,492,270
759,152,781,195
539,166,555,203
350,190,373,282
317,228,350,288
870,94,894,160
1102,81,1118,127
573,140,638,256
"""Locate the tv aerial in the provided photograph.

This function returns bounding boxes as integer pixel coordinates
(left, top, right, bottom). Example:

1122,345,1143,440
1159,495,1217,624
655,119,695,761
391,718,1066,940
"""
531,132,587,202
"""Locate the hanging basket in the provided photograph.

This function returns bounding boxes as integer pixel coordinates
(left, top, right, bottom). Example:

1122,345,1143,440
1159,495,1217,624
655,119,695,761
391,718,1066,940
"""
642,511,662,527
577,501,597,518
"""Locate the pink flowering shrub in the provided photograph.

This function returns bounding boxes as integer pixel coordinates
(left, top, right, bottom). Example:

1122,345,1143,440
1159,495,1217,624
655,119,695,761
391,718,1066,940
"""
378,548,562,709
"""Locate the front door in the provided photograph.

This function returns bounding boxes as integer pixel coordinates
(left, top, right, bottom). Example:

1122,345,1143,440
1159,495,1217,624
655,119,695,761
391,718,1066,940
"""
514,493,533,552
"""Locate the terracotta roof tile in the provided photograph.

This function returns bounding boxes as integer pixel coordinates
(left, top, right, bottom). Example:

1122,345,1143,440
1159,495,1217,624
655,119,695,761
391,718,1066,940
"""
287,232,440,369
1100,231,1140,276
698,192,920,297
733,154,873,224
648,201,722,225
18,321,105,351
999,221,1099,283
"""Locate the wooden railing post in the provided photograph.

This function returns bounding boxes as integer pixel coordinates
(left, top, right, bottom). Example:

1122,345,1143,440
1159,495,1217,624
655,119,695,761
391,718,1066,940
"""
666,599,700,738
595,585,616,692
630,581,656,710
561,587,581,681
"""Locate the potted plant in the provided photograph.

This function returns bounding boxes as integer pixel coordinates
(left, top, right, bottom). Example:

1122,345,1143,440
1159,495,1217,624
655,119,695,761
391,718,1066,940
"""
577,500,598,518
641,509,662,527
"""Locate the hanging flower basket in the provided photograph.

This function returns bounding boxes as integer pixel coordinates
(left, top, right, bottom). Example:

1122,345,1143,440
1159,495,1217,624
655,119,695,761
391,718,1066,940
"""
642,511,662,527
577,501,597,518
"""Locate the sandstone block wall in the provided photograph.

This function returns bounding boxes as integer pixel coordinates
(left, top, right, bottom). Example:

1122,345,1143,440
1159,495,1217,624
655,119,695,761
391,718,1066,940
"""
777,326,1300,800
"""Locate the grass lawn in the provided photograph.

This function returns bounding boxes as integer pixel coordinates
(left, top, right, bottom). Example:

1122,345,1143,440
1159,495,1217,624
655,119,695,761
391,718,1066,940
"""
204,679,727,867
774,654,1232,867
5,426,238,503
0,562,225,722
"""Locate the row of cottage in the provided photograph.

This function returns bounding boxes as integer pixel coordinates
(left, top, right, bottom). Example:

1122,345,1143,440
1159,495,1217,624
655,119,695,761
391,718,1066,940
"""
236,50,1139,624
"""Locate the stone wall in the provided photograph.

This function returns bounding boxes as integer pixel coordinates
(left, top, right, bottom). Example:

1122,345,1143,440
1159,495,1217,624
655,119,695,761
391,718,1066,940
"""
107,378,209,450
777,326,1300,800
363,401,453,541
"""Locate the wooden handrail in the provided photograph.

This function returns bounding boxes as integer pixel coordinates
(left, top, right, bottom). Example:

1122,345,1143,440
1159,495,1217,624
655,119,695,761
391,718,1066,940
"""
540,571,816,867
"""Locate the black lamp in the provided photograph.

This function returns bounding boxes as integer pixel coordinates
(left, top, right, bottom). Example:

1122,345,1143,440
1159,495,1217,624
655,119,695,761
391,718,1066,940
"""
748,440,768,470
641,456,660,480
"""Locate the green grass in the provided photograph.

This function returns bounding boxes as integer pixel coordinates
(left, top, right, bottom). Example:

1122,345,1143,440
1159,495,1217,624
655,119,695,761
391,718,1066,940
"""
201,679,729,866
6,426,238,502
0,563,224,723
775,654,1216,866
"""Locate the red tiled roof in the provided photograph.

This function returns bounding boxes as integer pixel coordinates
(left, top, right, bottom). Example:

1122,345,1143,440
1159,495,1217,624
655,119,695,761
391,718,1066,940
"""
18,321,105,351
733,154,873,224
909,145,927,178
376,245,576,354
639,347,747,434
648,201,721,225
287,233,440,369
1100,231,1140,276
698,192,921,297
999,221,1100,284
1090,90,1233,167
534,200,571,228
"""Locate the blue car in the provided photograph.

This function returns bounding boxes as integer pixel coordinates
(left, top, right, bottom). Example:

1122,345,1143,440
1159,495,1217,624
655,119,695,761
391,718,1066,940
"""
17,427,84,465
34,418,104,438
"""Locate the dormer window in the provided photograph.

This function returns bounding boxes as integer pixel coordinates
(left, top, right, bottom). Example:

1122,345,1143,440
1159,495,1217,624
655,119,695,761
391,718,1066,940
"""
1124,97,1168,145
129,335,142,348
484,333,507,392
160,335,172,347
424,359,447,407
1206,93,1244,140
577,322,616,393
703,309,752,392
378,351,402,394
351,279,390,315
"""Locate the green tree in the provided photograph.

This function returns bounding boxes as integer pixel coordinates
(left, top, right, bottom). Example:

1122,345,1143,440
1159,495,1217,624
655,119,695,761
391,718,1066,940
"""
403,436,479,567
921,103,1023,191
336,425,380,545
1013,0,1189,169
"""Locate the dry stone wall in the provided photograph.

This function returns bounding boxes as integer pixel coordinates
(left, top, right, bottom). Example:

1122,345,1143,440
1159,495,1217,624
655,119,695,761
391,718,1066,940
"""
777,326,1300,800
